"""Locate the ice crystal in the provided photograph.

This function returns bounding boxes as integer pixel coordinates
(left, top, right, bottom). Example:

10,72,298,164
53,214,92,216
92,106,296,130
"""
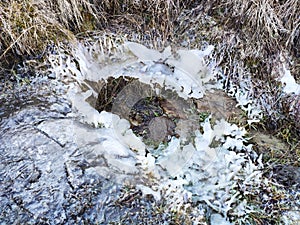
49,41,268,224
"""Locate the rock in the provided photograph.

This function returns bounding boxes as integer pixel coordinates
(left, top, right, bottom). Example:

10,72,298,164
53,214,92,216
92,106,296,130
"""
148,116,175,143
193,89,243,122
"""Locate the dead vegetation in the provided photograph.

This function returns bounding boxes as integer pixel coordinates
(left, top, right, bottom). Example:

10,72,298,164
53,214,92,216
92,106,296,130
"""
0,0,298,60
0,0,187,65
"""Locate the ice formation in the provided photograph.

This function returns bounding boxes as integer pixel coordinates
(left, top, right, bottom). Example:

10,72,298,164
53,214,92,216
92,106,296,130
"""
48,41,266,223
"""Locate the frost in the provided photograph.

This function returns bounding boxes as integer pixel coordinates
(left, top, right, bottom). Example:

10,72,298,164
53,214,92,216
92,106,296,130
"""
228,80,263,125
123,42,216,99
213,119,246,140
49,41,267,224
125,42,171,63
282,209,300,225
172,119,263,217
120,128,146,154
67,84,102,126
167,49,209,78
278,64,300,95
136,184,161,201
98,111,117,128
210,213,233,225
157,140,196,177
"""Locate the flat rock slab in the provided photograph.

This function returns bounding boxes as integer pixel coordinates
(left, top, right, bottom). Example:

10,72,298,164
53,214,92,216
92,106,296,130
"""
193,89,243,121
0,79,155,224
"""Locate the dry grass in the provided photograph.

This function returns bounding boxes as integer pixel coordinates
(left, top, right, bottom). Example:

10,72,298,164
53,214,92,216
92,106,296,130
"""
0,1,68,60
0,0,100,69
0,0,188,65
198,0,299,57
1,0,298,61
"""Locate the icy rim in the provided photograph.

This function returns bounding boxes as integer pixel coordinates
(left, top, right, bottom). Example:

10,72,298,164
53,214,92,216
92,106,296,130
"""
47,39,298,224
